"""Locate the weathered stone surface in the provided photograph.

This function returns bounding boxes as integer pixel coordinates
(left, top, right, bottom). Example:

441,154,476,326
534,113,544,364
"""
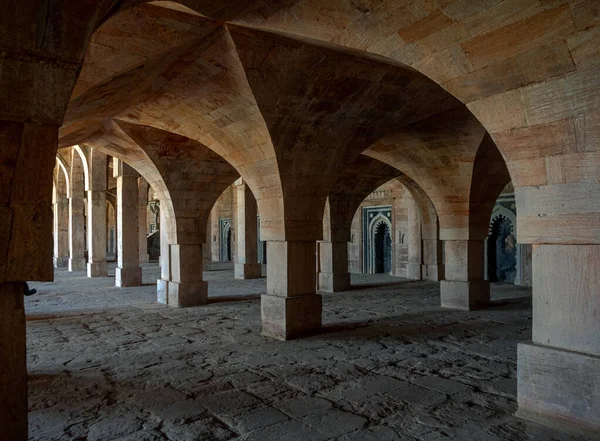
23,265,595,441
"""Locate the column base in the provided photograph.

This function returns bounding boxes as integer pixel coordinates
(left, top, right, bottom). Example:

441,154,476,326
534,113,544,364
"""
115,267,142,287
68,258,86,272
261,293,322,340
167,281,208,307
157,279,168,304
53,257,68,268
517,342,600,436
406,262,422,280
234,262,262,279
317,272,350,292
440,280,489,310
423,264,444,281
87,261,108,277
0,283,27,441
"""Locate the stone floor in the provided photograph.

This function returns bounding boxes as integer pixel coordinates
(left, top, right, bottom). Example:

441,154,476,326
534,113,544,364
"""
25,263,593,441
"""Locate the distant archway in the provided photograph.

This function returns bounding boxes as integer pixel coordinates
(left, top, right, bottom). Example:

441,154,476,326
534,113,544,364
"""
487,215,517,283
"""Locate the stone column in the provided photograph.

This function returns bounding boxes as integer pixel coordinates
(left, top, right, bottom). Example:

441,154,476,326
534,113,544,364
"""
440,240,489,310
518,245,600,432
317,241,350,292
517,243,532,287
138,178,150,264
87,149,108,277
156,206,207,307
168,244,207,306
0,283,27,441
203,221,211,271
52,194,69,268
233,181,261,279
421,221,444,281
157,207,170,304
406,202,422,280
262,241,322,340
68,148,87,271
114,159,142,287
68,193,86,271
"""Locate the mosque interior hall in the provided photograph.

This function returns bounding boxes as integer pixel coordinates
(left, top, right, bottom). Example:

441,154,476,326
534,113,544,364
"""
1,1,600,440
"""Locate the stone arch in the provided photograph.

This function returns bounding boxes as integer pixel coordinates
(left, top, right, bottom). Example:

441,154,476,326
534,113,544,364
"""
55,156,71,199
73,145,90,191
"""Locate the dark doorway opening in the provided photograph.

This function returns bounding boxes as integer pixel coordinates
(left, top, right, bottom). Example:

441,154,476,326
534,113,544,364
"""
488,217,517,283
374,222,392,274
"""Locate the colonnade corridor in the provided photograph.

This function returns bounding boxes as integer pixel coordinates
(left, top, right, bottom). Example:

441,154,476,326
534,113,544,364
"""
2,1,600,440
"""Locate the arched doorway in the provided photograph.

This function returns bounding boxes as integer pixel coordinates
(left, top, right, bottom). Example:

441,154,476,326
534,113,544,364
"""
374,221,392,274
219,218,232,262
487,216,517,283
362,206,393,274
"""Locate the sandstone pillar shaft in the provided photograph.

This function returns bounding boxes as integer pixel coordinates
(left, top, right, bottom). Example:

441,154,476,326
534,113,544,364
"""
406,203,422,280
52,196,69,267
87,149,107,277
262,241,322,340
68,195,86,271
115,160,142,287
440,239,489,310
421,221,444,281
157,207,170,304
138,178,149,264
0,284,27,441
156,207,207,307
518,245,600,432
317,241,350,292
233,181,261,279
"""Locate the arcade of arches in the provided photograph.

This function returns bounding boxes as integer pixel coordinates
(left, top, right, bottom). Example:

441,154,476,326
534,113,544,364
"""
1,1,599,439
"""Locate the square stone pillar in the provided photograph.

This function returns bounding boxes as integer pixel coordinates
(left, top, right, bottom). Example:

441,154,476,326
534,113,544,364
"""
406,203,422,280
87,150,107,277
518,245,600,433
262,241,322,340
68,196,86,271
157,207,170,304
138,178,150,264
440,239,489,310
422,238,444,281
233,181,261,279
53,197,69,268
168,244,207,307
317,241,350,292
0,283,27,441
86,189,108,277
115,161,142,287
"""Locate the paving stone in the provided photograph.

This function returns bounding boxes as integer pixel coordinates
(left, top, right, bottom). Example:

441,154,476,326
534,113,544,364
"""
386,383,448,407
152,399,207,421
302,408,368,437
412,376,471,395
337,425,404,441
161,417,237,441
278,397,333,418
241,420,329,441
359,375,407,393
198,390,261,415
232,405,290,433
